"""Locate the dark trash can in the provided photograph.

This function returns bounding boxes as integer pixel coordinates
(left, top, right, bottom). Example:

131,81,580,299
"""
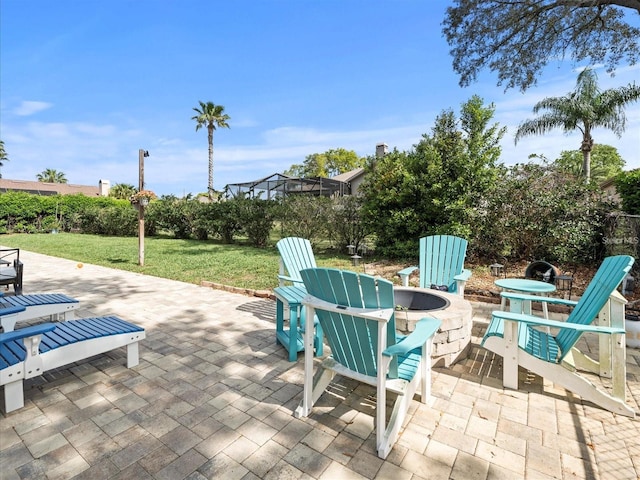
525,261,559,283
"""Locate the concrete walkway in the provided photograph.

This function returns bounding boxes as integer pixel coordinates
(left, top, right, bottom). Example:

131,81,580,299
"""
1,250,638,480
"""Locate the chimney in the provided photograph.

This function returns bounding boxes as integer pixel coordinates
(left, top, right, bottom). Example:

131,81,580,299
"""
375,143,388,158
99,179,111,196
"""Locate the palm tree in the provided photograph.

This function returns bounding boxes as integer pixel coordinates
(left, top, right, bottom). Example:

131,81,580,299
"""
515,68,640,181
192,101,230,200
37,169,67,183
0,140,8,178
109,183,137,199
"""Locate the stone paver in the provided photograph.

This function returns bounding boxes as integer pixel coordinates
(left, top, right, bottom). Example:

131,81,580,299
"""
1,249,639,479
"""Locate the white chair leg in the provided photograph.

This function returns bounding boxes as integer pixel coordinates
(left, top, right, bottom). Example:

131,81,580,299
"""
3,380,25,413
127,342,140,368
502,320,519,390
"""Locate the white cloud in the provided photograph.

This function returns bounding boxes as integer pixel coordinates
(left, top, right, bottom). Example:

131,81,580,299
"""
13,101,53,116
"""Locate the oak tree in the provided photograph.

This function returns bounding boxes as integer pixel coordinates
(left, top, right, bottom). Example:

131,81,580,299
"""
443,0,640,91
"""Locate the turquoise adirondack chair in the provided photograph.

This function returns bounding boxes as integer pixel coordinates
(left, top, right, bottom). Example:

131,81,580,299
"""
483,255,636,417
295,267,441,459
274,237,322,360
276,237,317,287
398,235,471,296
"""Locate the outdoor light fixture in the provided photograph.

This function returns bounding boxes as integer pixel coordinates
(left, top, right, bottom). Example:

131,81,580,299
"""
490,263,504,277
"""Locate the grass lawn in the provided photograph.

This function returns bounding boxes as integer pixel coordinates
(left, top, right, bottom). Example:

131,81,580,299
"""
0,233,358,291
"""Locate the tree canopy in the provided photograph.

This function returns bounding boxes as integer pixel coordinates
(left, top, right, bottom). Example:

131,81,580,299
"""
442,0,640,91
361,95,505,257
285,148,365,178
554,144,625,184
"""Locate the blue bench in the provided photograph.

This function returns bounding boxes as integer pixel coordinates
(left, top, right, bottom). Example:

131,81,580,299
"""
0,312,145,413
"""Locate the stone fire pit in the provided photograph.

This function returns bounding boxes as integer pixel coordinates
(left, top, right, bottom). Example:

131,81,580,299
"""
393,287,473,367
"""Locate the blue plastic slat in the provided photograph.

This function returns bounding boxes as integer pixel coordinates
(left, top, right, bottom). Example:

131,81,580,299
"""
0,342,25,368
3,293,78,308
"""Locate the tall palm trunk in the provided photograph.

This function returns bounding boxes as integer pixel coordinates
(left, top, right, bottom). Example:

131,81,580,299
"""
580,131,593,181
208,125,214,201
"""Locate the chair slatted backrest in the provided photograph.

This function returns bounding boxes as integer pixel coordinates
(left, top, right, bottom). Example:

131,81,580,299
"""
556,255,634,361
419,235,468,292
300,268,399,378
276,237,317,284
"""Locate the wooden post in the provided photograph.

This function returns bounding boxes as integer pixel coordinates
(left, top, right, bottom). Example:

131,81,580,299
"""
138,149,147,266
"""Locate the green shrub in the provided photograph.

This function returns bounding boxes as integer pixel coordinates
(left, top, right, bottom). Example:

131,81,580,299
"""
470,162,614,264
328,195,371,252
210,200,243,243
277,195,331,247
238,197,276,247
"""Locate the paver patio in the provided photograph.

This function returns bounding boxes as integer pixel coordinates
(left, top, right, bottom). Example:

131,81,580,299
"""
1,249,638,479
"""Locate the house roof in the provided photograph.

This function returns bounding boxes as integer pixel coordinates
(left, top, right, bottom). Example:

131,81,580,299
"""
0,179,101,196
333,167,365,183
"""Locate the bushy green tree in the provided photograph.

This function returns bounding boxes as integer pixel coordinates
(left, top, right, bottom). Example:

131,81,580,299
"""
615,168,640,215
554,144,625,184
361,95,504,257
286,148,365,178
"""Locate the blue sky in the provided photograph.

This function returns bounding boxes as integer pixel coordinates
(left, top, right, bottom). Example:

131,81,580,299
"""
1,0,639,197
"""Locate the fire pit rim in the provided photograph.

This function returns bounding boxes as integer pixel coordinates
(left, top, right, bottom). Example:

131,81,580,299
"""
393,286,451,312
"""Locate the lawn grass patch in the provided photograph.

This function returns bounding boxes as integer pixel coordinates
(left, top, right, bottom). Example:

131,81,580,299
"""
0,233,359,291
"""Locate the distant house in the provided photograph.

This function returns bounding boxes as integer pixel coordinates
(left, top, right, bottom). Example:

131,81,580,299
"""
224,143,387,199
0,179,110,197
600,177,621,204
332,167,366,196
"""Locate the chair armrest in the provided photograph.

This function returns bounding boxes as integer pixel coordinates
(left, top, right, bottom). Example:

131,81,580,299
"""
383,317,441,357
0,322,56,344
492,311,625,335
278,274,304,285
501,292,578,308
454,269,472,282
397,266,418,286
